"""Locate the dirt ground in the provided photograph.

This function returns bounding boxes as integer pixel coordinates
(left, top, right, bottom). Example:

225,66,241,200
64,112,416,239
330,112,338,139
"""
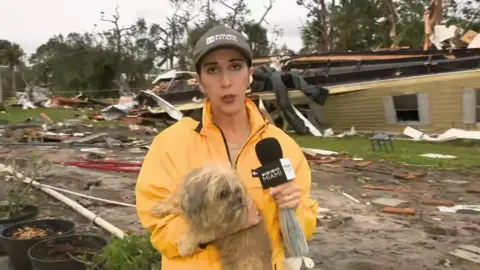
309,161,480,270
1,143,479,270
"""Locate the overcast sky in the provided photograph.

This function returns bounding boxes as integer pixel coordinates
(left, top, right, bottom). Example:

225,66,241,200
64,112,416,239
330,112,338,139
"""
0,0,308,57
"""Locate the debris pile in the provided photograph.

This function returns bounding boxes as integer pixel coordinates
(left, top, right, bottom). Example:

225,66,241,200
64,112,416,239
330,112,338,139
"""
0,114,155,150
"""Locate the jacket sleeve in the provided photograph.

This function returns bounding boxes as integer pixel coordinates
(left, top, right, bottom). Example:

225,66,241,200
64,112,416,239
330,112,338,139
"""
135,135,189,259
292,151,318,240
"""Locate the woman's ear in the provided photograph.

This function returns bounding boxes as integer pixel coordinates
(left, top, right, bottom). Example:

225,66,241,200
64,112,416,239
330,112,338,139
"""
248,66,255,85
196,74,207,97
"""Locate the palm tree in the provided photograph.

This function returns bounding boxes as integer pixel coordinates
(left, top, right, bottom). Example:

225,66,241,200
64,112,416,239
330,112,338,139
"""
0,40,25,97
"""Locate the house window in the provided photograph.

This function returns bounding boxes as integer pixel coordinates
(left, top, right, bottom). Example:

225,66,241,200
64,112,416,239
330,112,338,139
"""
383,93,430,125
393,94,419,122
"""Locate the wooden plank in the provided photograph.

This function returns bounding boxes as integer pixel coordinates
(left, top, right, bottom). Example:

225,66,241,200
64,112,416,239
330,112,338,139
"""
459,245,480,255
449,249,480,265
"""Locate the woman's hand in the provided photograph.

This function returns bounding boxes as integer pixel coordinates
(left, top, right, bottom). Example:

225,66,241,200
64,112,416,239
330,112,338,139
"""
241,197,262,230
270,182,301,209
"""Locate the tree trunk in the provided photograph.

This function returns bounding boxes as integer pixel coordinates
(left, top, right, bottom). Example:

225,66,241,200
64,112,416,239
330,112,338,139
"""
384,0,397,47
0,68,3,103
11,65,16,96
317,0,330,52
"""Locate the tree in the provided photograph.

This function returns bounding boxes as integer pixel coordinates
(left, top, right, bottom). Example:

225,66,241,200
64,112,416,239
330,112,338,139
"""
100,5,134,81
0,40,25,96
297,0,334,52
173,0,278,68
215,0,277,57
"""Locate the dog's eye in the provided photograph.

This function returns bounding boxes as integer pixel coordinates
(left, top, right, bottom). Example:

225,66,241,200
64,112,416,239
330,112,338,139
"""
219,189,229,199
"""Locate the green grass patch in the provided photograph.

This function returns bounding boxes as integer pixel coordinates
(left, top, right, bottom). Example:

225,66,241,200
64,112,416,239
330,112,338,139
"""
293,135,480,168
1,107,80,123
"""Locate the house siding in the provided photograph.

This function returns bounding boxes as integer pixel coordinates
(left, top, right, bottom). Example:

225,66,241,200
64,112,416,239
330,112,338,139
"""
323,70,480,133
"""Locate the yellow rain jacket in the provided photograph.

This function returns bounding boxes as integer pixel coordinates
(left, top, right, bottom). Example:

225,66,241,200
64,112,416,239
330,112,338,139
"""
136,98,318,270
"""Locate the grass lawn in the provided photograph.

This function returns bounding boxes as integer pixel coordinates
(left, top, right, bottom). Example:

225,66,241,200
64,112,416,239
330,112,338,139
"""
293,135,480,168
0,106,122,126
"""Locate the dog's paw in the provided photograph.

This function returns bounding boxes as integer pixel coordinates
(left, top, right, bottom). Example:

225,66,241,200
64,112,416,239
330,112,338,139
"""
177,235,198,257
151,202,175,217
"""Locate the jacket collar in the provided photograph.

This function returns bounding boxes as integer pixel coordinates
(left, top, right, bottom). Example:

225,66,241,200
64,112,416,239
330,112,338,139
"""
195,98,268,137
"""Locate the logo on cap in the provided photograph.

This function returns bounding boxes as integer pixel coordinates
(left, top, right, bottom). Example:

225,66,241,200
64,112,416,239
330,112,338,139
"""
206,34,238,45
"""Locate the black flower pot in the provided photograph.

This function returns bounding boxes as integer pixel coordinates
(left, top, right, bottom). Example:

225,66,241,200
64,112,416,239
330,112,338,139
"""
0,218,76,270
28,234,108,270
0,205,39,256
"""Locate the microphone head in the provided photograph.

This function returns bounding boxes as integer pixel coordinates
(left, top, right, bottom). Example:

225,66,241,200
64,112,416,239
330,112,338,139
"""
255,137,283,165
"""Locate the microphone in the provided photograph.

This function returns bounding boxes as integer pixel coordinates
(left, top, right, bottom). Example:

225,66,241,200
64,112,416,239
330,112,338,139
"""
253,138,312,264
252,137,296,189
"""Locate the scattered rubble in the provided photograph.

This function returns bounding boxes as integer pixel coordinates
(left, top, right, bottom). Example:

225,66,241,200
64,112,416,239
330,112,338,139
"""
449,245,480,267
371,198,409,208
1,115,479,270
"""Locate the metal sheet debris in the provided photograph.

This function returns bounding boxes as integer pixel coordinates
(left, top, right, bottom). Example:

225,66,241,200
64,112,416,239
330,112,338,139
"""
438,205,480,214
301,147,339,156
420,153,457,159
404,126,480,142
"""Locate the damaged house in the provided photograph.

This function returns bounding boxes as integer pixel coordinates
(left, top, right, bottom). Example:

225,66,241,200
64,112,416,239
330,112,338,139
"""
324,69,480,133
273,48,480,134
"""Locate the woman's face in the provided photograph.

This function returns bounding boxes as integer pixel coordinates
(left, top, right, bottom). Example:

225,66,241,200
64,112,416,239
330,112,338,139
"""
197,48,253,117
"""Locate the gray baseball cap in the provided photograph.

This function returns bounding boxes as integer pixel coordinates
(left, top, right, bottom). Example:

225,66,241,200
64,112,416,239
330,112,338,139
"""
193,25,253,72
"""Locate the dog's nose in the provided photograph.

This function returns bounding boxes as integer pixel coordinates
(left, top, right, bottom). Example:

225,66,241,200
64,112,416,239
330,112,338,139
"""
237,195,243,204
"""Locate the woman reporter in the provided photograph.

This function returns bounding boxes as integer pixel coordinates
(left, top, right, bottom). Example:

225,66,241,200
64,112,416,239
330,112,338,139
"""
135,24,318,270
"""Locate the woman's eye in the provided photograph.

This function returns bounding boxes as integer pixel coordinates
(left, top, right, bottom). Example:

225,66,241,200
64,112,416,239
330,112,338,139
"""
231,64,242,70
207,67,218,74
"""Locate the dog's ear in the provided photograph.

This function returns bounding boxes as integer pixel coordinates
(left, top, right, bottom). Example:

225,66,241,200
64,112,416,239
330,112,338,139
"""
182,182,207,218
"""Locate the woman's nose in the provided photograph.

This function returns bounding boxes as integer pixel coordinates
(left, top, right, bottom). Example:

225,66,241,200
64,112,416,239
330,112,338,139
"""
221,73,232,88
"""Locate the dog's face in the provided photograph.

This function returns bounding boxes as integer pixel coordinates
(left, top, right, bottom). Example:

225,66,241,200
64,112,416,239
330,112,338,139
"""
181,164,248,233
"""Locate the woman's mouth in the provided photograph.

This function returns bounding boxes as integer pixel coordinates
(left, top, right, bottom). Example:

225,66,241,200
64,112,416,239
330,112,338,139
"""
221,94,236,104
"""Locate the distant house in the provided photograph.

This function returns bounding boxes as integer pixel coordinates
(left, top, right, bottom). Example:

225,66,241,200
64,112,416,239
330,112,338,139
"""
322,69,480,133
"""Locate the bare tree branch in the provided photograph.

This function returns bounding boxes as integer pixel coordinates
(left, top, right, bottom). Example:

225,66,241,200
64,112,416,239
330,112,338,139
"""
218,0,235,10
258,0,275,25
218,0,246,29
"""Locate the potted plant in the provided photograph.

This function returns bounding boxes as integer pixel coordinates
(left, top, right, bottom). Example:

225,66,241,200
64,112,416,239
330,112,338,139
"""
86,232,162,270
0,218,76,270
0,156,49,254
28,234,109,270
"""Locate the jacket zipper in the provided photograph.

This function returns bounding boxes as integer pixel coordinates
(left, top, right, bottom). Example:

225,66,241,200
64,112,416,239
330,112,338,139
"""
217,126,233,166
216,124,266,169
233,125,265,169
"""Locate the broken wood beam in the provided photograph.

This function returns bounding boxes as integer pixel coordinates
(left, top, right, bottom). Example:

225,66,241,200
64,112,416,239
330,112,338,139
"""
382,207,416,215
422,199,456,207
363,185,416,193
466,189,480,194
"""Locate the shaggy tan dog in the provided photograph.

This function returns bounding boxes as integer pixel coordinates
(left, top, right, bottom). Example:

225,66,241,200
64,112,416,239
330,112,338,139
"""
151,163,273,270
